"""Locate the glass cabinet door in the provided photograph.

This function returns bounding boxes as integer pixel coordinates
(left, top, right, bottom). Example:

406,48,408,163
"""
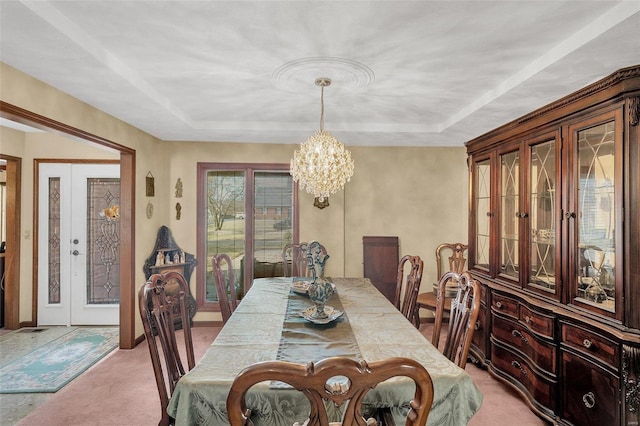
526,135,559,297
569,109,622,318
499,146,521,282
472,156,492,272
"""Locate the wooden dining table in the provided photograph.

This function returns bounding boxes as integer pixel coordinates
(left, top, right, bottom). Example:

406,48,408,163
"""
167,276,483,425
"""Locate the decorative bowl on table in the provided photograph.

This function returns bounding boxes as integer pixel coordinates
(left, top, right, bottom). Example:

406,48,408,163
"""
291,280,311,295
300,305,343,324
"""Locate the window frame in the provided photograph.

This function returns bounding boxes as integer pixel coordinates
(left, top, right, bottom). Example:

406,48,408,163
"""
196,162,299,312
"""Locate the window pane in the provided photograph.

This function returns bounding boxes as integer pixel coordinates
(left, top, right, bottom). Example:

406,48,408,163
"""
500,150,519,279
576,121,615,311
253,172,293,280
529,140,556,292
475,159,491,269
206,171,245,303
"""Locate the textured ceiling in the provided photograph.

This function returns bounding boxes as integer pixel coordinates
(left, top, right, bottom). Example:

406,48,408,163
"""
1,1,639,146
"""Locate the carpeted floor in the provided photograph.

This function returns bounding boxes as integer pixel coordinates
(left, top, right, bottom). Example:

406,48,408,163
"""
1,325,549,426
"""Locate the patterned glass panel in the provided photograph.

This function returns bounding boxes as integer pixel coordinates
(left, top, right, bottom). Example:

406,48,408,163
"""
48,177,61,304
529,140,556,292
475,159,491,269
500,151,519,279
86,178,120,304
576,121,615,311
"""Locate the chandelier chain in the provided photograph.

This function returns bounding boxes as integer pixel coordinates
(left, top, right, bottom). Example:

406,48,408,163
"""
320,84,324,132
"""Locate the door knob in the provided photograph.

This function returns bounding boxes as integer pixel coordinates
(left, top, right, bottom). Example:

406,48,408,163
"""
72,250,80,256
73,239,79,244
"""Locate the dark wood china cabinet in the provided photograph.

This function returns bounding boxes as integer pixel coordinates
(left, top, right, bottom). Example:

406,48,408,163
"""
466,65,640,426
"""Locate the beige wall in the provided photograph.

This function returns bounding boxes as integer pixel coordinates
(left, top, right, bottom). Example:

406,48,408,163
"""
1,61,469,328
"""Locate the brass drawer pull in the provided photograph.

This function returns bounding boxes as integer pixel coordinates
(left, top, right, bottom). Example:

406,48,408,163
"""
524,315,531,324
496,301,503,309
511,329,529,345
583,391,596,409
583,339,593,349
475,322,480,330
511,360,528,376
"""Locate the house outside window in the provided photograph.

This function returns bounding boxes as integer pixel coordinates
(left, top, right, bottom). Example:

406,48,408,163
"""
196,163,297,311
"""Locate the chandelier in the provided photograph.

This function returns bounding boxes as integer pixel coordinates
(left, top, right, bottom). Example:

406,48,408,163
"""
290,78,355,204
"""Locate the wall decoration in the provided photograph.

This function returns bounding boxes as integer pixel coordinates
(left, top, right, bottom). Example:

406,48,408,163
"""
146,171,155,197
176,202,182,220
146,202,154,219
314,197,329,209
175,178,183,198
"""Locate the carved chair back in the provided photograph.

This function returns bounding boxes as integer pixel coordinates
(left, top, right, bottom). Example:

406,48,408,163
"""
434,243,468,295
212,253,238,324
226,356,434,426
395,255,424,328
432,271,480,369
283,241,330,278
282,242,310,277
139,271,195,426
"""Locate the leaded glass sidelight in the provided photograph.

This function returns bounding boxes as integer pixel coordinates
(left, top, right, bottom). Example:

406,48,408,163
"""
500,150,519,279
87,178,120,304
576,121,616,311
48,177,61,304
529,140,556,293
474,158,491,270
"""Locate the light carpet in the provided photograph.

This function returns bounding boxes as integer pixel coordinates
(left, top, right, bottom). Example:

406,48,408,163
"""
0,327,118,393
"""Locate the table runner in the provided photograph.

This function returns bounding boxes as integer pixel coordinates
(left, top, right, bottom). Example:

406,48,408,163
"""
277,279,362,363
167,277,483,425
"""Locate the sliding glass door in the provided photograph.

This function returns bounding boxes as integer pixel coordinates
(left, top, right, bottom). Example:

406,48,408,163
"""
197,163,296,310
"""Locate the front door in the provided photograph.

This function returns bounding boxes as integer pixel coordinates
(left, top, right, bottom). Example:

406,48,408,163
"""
38,163,120,325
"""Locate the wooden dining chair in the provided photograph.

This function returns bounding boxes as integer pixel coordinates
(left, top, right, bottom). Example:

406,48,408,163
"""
226,356,434,426
415,243,468,323
431,271,480,369
282,242,309,277
138,271,196,426
212,253,238,325
394,255,424,328
282,241,329,278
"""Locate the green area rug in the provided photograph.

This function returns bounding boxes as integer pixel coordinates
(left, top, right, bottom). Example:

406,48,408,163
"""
0,327,119,393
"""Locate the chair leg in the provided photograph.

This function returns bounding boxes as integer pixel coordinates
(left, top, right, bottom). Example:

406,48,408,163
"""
376,407,396,425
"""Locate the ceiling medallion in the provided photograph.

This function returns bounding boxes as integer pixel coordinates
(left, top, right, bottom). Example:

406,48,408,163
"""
273,57,375,93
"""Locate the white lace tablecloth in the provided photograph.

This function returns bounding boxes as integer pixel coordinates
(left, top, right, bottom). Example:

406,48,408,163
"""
167,277,483,425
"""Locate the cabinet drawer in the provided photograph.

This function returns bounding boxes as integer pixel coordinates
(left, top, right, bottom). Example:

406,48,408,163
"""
493,315,556,373
561,350,619,426
561,322,619,370
492,343,556,410
519,305,554,339
492,293,518,319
